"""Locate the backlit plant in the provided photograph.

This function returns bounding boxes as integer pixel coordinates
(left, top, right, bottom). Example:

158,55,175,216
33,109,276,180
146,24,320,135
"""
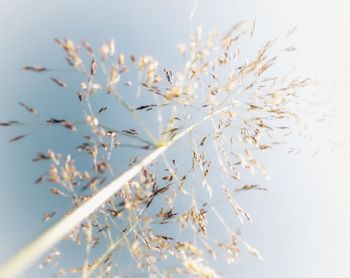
0,22,309,277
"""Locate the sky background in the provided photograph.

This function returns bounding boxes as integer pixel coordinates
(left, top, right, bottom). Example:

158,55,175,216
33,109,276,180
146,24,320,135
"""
0,0,350,277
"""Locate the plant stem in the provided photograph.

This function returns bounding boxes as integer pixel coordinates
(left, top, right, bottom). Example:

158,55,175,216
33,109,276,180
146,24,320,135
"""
0,106,230,278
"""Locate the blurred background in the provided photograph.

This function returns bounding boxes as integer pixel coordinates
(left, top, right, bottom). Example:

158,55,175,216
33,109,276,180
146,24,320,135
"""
0,0,350,277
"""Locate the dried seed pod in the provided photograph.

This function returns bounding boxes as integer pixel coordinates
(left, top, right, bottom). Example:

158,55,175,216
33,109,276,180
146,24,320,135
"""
90,59,96,76
50,77,67,88
22,65,47,72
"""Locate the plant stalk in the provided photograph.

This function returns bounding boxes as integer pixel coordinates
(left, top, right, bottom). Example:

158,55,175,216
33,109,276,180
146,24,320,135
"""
0,106,230,278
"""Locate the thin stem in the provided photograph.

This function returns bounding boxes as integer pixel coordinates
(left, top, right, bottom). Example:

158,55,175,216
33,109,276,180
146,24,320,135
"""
0,105,231,278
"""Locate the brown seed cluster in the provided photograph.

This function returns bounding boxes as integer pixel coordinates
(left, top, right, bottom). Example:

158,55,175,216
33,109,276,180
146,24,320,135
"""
1,21,310,277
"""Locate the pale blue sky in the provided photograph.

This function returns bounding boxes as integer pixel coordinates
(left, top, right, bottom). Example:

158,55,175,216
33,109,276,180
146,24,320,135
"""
1,0,350,277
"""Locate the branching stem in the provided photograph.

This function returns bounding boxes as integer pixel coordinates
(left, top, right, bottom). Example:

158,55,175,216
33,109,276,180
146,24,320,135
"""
0,105,231,278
